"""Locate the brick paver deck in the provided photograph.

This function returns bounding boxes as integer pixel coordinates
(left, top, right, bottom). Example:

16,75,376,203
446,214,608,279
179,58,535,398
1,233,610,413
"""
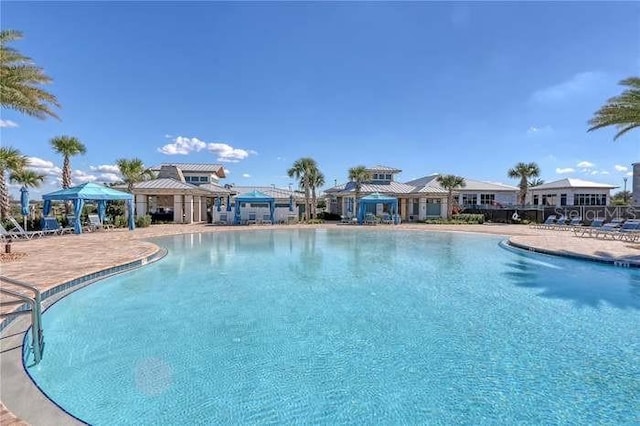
1,223,638,425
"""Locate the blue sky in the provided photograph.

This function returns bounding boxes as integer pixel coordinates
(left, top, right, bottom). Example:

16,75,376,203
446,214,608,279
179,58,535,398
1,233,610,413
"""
2,1,639,197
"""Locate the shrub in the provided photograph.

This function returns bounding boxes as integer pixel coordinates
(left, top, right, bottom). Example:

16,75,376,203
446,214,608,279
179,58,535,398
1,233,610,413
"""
452,214,485,224
113,215,128,228
135,215,152,228
317,212,341,221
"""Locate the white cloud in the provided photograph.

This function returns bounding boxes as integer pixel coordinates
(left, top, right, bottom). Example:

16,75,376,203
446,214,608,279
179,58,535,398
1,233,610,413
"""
0,119,18,128
526,125,552,135
531,71,605,103
157,136,207,155
72,169,98,184
26,156,62,177
627,171,633,176
556,167,575,174
576,161,595,168
157,136,256,163
90,164,120,174
242,173,251,178
224,168,231,175
207,143,256,163
614,165,629,172
96,173,121,183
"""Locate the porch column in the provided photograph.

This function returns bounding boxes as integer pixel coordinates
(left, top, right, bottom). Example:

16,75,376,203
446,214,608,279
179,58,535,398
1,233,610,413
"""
195,196,202,222
419,198,427,220
185,195,194,224
135,194,147,218
400,198,407,220
173,195,183,223
202,197,208,223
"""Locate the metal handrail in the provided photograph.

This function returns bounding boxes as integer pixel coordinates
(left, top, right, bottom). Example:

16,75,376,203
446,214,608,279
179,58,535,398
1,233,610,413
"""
0,276,44,364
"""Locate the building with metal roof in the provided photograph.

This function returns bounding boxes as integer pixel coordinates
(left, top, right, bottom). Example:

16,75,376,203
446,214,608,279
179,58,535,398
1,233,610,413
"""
527,178,617,207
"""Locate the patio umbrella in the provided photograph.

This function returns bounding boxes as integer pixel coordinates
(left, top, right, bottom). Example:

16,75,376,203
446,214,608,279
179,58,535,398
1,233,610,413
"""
20,186,29,230
289,195,294,212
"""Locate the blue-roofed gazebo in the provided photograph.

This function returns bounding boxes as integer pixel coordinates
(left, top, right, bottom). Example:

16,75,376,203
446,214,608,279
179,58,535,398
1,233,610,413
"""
42,182,135,234
357,192,399,224
233,190,275,225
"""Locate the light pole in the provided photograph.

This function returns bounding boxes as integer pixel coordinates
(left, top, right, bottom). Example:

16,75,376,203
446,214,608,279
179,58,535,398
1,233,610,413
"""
623,177,628,204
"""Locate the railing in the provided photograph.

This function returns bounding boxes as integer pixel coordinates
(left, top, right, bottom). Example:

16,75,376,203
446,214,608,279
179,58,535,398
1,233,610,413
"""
0,276,44,364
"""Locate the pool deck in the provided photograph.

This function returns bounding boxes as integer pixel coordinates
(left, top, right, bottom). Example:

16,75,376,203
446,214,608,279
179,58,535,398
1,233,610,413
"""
1,222,639,425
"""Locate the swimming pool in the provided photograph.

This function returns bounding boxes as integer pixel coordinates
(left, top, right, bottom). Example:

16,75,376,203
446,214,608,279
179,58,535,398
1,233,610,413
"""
28,229,640,424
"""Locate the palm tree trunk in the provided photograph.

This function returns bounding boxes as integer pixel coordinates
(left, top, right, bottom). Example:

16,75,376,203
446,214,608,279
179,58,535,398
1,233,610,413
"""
311,186,317,219
0,170,9,220
62,156,71,189
304,182,311,221
448,190,453,219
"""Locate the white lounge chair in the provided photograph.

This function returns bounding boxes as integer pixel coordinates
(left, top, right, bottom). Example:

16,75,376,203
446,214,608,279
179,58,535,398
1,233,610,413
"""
6,217,44,239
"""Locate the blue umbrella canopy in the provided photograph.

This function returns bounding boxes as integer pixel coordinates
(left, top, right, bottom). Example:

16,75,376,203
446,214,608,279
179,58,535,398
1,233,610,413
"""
20,186,29,216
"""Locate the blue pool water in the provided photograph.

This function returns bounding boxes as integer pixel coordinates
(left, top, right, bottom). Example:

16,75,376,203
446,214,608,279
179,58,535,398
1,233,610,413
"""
28,229,640,424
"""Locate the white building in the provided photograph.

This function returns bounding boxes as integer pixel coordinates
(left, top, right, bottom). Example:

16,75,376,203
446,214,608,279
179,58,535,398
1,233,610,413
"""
527,178,617,207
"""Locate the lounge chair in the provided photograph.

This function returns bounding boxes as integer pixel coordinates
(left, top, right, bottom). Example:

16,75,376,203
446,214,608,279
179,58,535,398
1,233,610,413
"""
6,217,44,239
573,218,604,238
381,214,394,224
41,216,74,235
530,215,556,229
87,214,114,232
553,216,582,231
340,215,351,224
596,220,640,241
364,213,378,225
215,213,228,225
246,212,257,225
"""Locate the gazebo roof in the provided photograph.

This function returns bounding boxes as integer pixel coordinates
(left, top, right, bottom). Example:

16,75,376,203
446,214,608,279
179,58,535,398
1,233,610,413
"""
234,190,274,202
42,182,133,201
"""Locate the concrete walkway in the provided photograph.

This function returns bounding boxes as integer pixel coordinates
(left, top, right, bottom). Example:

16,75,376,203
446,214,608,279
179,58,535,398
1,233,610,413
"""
1,223,638,424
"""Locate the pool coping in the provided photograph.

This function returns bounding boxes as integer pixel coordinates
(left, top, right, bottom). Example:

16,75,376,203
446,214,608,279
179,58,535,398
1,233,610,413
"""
505,238,640,269
0,246,167,426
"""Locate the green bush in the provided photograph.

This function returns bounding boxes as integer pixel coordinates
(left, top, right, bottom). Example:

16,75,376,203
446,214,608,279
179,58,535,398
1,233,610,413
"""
135,215,152,228
113,215,128,228
317,212,341,221
452,214,485,224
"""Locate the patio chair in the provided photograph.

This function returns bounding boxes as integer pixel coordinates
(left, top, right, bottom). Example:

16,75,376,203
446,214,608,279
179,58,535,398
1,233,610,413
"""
87,214,114,232
340,215,351,224
364,213,378,225
246,212,257,225
596,220,640,241
6,217,44,239
215,213,228,225
381,214,394,224
573,218,604,238
530,215,556,229
261,214,272,225
41,216,74,235
553,216,582,231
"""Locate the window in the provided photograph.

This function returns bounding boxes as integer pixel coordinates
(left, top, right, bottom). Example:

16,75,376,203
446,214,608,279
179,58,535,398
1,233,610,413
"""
542,194,556,206
385,174,392,180
480,194,495,205
533,195,539,205
199,176,208,182
574,193,607,206
462,194,477,205
560,194,567,206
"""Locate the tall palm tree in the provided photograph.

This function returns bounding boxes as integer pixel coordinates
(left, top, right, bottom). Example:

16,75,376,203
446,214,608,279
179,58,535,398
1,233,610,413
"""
116,158,153,193
508,162,540,205
0,30,60,119
528,178,544,187
287,157,318,221
0,146,27,219
436,174,466,219
588,77,640,140
50,135,86,189
348,165,371,204
308,167,325,219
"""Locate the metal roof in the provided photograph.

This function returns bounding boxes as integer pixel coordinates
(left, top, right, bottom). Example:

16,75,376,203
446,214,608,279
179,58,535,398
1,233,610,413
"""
528,178,617,190
150,163,225,177
231,186,304,200
406,175,517,193
132,178,207,192
198,183,235,195
333,181,417,195
366,165,402,173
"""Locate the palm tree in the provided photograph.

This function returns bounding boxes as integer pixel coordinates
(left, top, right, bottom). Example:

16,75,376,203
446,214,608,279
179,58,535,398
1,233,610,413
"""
0,30,60,119
436,174,466,219
287,157,318,221
588,77,640,140
308,167,325,219
9,168,45,187
348,165,371,205
50,135,86,189
0,146,27,219
528,178,544,187
508,162,540,205
116,158,153,193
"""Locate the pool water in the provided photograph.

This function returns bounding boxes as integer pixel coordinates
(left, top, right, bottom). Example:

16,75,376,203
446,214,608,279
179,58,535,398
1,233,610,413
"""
28,229,640,424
